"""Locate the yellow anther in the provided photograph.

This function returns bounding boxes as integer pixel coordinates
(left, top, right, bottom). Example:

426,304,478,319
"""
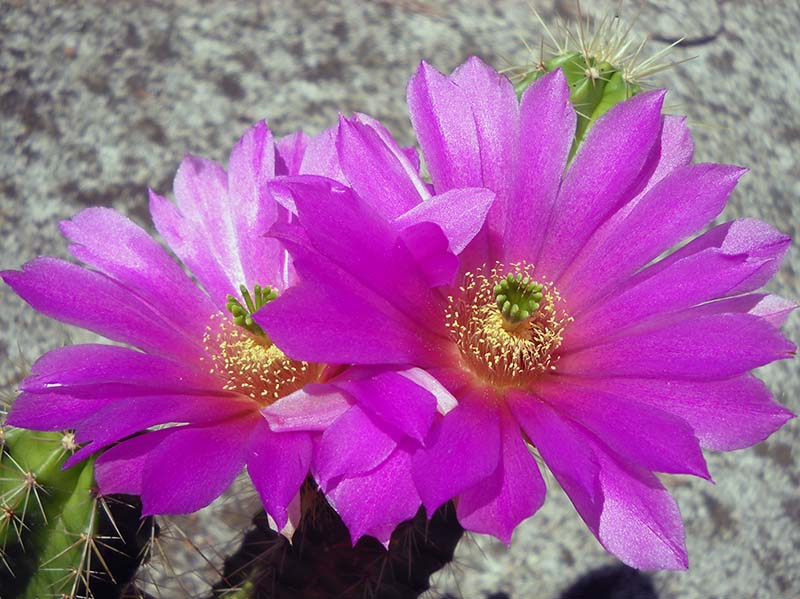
445,263,571,389
202,314,322,407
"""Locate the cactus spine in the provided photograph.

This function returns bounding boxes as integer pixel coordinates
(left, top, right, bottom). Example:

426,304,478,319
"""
509,7,683,154
0,425,148,598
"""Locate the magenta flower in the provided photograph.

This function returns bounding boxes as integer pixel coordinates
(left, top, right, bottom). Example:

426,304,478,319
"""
258,58,795,568
254,114,494,543
2,122,318,528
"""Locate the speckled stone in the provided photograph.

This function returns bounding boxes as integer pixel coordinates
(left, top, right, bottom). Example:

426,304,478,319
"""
1,1,797,598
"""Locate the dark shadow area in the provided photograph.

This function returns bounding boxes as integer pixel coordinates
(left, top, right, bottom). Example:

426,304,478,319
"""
559,564,658,599
437,563,658,599
186,480,465,599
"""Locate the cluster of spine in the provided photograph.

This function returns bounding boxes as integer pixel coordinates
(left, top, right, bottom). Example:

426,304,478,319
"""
0,425,149,598
509,8,681,155
514,50,641,154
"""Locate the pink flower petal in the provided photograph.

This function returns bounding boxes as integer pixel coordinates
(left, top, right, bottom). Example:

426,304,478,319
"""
511,393,687,570
406,60,481,192
226,121,288,292
61,207,216,342
68,394,251,467
396,221,460,288
643,218,791,297
688,293,796,328
535,379,709,478
337,115,424,219
335,368,438,443
139,417,256,514
95,429,175,496
171,155,248,300
9,393,113,431
412,387,501,513
397,367,458,415
20,344,218,397
352,112,430,200
259,265,443,365
558,164,745,309
299,125,347,183
314,404,398,488
457,409,545,544
509,392,600,513
272,176,442,325
262,384,351,432
583,375,794,451
747,294,797,327
276,130,310,176
2,258,198,361
633,115,695,199
400,144,421,173
448,55,520,190
565,249,768,351
537,90,666,281
246,419,312,530
326,445,421,544
505,68,575,264
448,56,520,235
258,179,448,365
559,312,795,379
149,189,241,309
395,188,495,255
592,455,688,570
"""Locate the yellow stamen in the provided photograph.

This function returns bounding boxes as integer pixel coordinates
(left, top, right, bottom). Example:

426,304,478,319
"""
446,263,571,389
203,314,322,405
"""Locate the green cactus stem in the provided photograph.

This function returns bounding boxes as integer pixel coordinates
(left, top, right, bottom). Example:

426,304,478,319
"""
0,426,150,598
513,51,641,154
508,7,684,157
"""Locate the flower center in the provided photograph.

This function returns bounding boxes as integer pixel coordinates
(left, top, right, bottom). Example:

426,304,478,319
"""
494,272,543,330
225,284,278,336
445,263,571,388
202,285,322,405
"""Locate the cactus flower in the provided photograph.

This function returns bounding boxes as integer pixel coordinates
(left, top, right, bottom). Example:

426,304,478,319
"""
257,57,795,568
252,114,494,544
2,122,318,529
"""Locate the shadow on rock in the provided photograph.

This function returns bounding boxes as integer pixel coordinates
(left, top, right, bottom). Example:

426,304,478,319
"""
559,564,658,599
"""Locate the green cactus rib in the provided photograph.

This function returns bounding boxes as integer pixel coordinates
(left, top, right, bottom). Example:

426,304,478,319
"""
0,426,148,599
514,52,641,159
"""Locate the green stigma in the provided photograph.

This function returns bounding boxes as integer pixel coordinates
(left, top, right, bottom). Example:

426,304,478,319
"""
494,273,543,326
225,284,277,335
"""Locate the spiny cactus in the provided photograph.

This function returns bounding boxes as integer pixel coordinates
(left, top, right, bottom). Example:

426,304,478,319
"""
508,7,685,153
206,481,463,599
0,425,149,598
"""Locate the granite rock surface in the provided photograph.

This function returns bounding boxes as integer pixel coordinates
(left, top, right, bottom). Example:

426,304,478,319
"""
1,1,798,598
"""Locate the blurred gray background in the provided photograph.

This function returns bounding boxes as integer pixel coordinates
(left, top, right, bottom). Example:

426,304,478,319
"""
1,1,798,598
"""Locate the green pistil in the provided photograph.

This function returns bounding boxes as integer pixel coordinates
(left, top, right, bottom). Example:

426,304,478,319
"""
226,284,277,335
494,273,543,326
